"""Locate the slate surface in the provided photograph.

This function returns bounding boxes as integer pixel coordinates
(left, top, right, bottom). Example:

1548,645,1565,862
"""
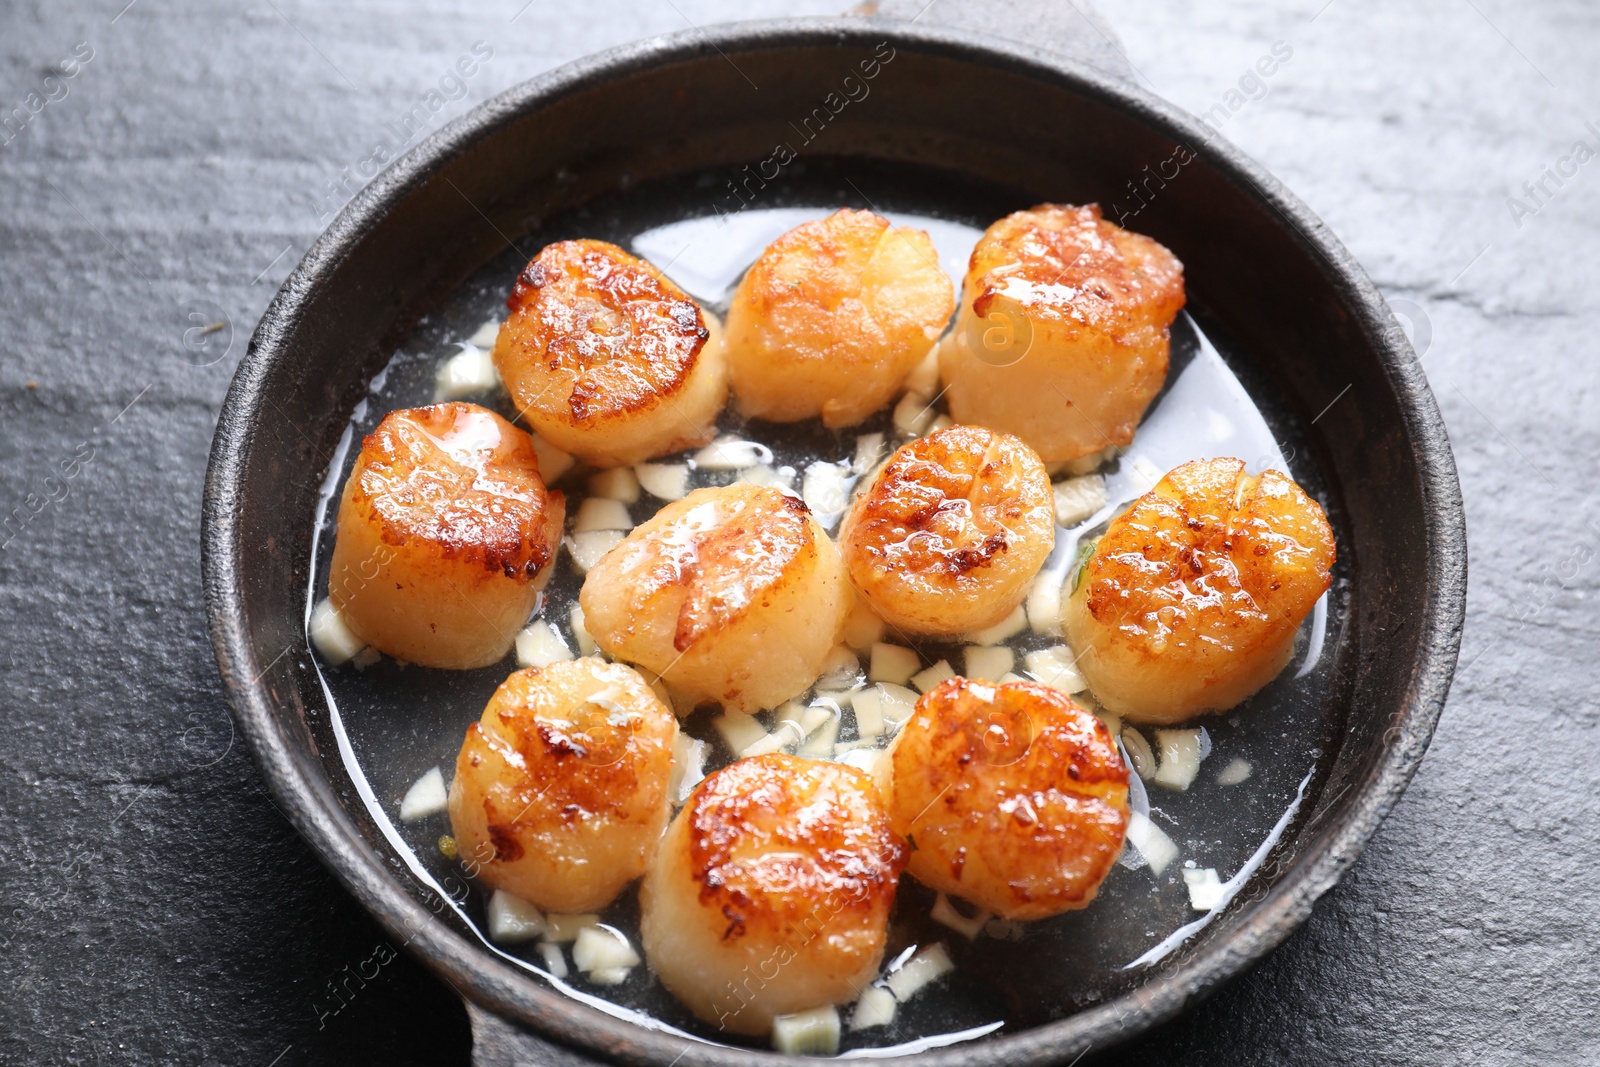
1,1,1595,1064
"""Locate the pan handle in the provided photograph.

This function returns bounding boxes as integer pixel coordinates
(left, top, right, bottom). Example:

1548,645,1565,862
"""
464,5,1128,1063
862,0,1137,83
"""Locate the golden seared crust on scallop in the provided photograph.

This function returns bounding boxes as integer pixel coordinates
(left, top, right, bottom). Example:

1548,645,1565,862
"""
639,754,906,1035
940,203,1185,463
839,424,1054,635
493,239,727,466
329,402,564,669
968,203,1185,350
877,677,1128,921
1063,457,1335,723
578,484,851,714
724,208,955,427
447,657,677,913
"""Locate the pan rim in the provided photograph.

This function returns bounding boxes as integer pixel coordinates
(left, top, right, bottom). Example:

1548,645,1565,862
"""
202,16,1466,1064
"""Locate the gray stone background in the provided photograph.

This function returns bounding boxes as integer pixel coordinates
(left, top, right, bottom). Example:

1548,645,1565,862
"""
1,0,1594,1063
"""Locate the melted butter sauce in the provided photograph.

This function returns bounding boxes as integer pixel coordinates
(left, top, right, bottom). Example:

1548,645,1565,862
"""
304,178,1344,1052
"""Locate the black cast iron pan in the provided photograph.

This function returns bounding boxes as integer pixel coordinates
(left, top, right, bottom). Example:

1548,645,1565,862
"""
202,7,1466,1064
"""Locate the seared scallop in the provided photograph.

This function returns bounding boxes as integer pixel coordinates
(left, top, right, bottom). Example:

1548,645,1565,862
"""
640,754,906,1035
578,484,851,714
448,657,677,913
328,402,564,669
939,204,1185,463
876,677,1128,921
493,239,727,467
839,424,1054,635
1062,457,1335,723
724,208,955,428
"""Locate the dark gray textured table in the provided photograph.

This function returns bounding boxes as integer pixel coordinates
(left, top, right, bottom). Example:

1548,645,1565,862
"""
2,1,1594,1063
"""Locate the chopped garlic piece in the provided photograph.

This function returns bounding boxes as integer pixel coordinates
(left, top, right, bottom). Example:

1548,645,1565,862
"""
869,642,920,685
466,316,501,348
587,467,640,503
1025,570,1065,637
1152,729,1203,791
1216,757,1252,786
876,683,918,725
568,604,596,657
772,1005,840,1055
911,659,955,694
1052,474,1108,527
543,913,600,943
1183,866,1225,911
487,890,545,943
997,672,1026,684
669,735,708,803
925,413,953,435
778,700,835,738
798,715,840,758
586,966,632,985
1022,645,1087,693
572,497,633,533
885,943,954,1001
352,646,382,671
964,645,1015,682
537,942,568,978
892,392,935,436
773,701,808,735
399,767,447,822
572,925,641,973
852,688,886,739
309,598,364,665
713,710,767,754
814,643,862,690
842,599,887,650
515,621,572,669
850,985,897,1030
805,700,841,734
930,893,990,940
965,605,1027,646
693,436,770,470
565,530,625,574
902,347,940,398
1125,812,1179,875
742,721,804,758
1121,727,1157,781
634,462,689,501
852,432,886,475
736,464,797,494
530,434,574,484
433,347,500,400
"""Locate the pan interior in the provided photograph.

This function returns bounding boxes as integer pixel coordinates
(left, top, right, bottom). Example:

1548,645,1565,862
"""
298,157,1349,1052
